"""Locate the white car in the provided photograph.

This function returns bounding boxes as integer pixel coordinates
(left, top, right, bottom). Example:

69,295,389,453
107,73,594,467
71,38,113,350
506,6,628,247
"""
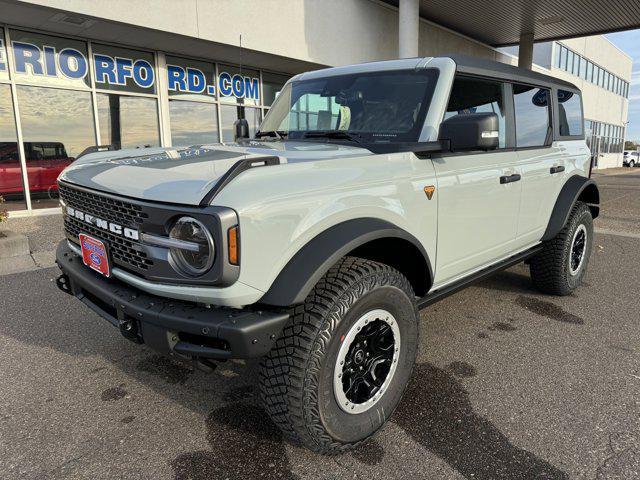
623,150,639,167
55,55,599,453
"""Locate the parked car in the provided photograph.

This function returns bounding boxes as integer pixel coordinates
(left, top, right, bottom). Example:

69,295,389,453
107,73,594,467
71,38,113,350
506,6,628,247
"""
0,142,73,198
55,55,599,453
623,150,639,167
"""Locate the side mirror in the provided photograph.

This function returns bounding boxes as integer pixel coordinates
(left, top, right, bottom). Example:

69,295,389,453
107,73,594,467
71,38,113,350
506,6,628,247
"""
233,118,250,141
438,112,499,152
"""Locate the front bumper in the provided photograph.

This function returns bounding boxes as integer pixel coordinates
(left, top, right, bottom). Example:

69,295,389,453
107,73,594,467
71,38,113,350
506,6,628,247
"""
55,241,289,361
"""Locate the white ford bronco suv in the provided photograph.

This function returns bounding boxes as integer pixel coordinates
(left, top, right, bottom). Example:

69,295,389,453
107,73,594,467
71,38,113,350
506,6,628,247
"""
55,55,599,453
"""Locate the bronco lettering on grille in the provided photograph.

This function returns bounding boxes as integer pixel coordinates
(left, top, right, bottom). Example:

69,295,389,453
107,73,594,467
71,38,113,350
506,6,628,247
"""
64,206,140,241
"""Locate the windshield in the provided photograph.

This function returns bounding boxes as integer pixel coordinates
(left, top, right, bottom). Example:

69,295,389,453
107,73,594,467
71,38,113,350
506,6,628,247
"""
260,69,439,144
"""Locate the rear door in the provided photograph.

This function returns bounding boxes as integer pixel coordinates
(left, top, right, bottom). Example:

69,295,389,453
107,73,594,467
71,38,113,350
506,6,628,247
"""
432,75,521,287
512,85,557,246
514,86,588,246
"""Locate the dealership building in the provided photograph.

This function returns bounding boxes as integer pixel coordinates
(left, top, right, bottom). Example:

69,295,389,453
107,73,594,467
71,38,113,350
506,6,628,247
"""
0,0,635,215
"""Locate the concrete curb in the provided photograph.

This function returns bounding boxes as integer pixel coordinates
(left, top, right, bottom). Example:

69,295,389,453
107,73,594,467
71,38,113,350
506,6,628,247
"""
0,231,30,259
0,249,57,276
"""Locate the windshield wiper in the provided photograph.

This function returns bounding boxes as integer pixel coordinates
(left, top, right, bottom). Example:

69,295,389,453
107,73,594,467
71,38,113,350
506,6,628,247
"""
255,130,287,139
303,130,366,146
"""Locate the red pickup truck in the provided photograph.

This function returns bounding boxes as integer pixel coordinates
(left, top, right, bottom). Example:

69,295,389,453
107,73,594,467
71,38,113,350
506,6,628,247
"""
0,142,73,198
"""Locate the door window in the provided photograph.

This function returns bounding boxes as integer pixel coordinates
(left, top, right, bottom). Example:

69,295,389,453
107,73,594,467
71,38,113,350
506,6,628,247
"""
513,85,551,148
444,76,508,148
557,90,583,136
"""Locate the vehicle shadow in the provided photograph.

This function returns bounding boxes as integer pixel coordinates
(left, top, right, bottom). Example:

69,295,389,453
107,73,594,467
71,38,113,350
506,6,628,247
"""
477,267,535,295
393,363,568,479
1,269,565,479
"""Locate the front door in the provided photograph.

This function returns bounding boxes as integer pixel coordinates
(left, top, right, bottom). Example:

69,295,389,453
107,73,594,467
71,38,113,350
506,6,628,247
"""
431,75,520,287
432,151,522,286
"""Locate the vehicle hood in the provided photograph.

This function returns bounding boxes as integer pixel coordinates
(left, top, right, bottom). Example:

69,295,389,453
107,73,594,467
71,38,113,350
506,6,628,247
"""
59,141,372,205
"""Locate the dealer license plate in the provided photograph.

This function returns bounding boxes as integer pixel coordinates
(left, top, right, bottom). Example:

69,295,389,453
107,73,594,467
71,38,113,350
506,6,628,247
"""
79,234,111,277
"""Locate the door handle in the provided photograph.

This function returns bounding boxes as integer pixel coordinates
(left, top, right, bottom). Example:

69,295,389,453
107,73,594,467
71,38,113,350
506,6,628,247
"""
550,166,565,174
499,174,521,184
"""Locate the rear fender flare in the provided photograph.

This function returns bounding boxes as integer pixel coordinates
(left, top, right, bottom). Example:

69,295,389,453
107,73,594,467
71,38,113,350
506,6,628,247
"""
542,176,599,241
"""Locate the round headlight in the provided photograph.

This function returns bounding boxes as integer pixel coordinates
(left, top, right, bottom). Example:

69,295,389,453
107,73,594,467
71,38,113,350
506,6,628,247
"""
168,217,215,276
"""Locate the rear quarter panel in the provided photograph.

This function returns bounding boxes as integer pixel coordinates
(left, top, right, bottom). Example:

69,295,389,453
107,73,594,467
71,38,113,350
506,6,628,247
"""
212,153,438,294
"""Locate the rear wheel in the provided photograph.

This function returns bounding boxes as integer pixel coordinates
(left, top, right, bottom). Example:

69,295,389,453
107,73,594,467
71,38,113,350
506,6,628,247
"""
530,201,593,295
259,257,419,454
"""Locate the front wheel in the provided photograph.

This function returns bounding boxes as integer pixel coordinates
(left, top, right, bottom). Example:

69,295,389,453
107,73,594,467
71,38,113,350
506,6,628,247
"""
259,257,419,454
630,160,636,168
530,201,593,295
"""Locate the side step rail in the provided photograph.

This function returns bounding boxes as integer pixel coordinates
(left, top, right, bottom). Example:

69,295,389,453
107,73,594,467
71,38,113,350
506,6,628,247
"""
418,245,543,309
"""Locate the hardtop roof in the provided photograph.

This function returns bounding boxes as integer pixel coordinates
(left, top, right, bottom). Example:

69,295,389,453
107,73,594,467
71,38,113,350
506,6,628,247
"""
294,54,580,92
448,54,580,91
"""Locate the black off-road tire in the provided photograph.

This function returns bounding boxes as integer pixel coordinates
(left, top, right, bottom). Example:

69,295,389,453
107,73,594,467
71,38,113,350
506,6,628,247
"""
259,256,419,454
530,201,593,295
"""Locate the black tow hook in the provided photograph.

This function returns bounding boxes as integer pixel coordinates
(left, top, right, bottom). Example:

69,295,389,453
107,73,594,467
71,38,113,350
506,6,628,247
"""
56,274,73,296
119,319,143,344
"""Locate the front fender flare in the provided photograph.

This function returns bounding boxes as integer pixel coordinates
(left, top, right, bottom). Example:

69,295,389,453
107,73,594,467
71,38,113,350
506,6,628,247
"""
542,176,599,241
259,218,433,307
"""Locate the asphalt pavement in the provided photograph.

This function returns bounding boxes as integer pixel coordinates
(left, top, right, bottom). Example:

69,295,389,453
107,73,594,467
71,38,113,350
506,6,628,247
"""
0,169,639,479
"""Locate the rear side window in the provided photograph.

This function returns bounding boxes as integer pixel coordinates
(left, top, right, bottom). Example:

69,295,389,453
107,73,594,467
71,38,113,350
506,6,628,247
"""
444,76,507,148
557,90,583,136
513,85,552,148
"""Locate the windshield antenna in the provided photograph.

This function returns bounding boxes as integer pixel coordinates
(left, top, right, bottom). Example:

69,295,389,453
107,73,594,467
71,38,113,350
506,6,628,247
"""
239,34,243,77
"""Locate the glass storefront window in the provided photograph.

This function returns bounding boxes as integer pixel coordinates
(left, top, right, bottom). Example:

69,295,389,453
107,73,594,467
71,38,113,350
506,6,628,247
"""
262,72,290,106
166,56,216,101
97,93,160,150
9,30,90,89
16,85,95,209
0,83,26,211
1,28,292,212
218,64,260,106
0,29,9,81
93,44,156,94
220,104,261,142
169,100,219,146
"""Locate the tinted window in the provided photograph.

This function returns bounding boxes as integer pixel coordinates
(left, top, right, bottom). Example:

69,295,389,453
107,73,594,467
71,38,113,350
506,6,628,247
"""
218,64,260,106
166,55,216,100
169,100,218,146
262,72,290,107
513,85,551,148
93,44,156,94
557,90,583,136
444,76,507,148
9,30,90,89
220,105,261,142
16,85,95,209
0,83,26,211
97,93,159,149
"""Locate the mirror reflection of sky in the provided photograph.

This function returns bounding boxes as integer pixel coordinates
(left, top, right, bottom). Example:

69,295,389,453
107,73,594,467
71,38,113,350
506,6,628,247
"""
17,86,95,158
606,31,640,141
0,84,17,142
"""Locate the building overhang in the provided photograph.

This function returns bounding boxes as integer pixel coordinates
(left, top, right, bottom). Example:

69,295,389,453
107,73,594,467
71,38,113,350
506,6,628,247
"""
0,0,326,75
382,0,640,46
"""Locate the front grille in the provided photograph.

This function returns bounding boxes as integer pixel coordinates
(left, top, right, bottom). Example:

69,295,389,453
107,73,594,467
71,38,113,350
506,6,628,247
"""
59,184,148,226
60,184,153,272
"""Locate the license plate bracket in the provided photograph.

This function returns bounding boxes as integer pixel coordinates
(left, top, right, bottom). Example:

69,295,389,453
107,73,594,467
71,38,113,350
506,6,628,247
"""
79,234,111,278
